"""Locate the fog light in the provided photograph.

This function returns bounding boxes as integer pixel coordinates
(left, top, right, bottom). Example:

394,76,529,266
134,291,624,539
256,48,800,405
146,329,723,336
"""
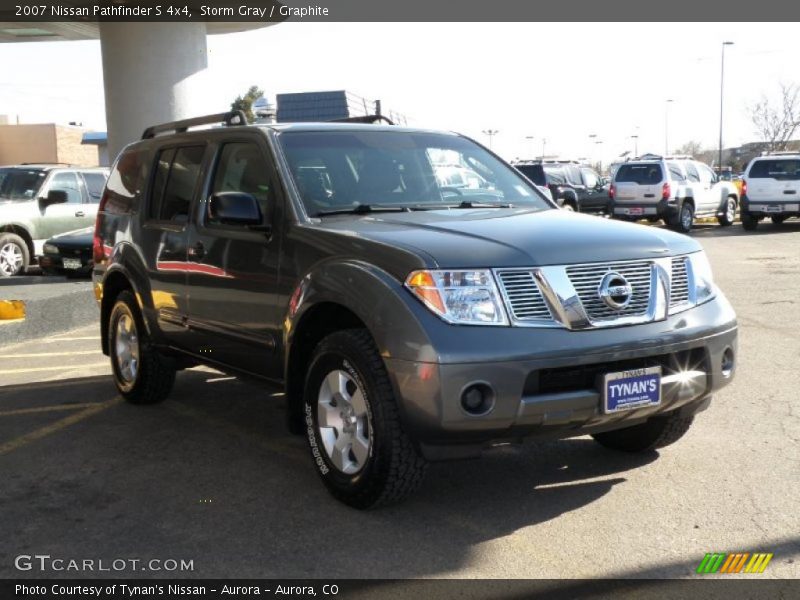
460,383,495,416
721,348,735,378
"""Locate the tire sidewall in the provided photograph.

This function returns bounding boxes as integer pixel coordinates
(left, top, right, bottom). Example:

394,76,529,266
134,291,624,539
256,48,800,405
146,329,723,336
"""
679,202,694,232
0,234,29,277
304,340,384,497
108,292,142,395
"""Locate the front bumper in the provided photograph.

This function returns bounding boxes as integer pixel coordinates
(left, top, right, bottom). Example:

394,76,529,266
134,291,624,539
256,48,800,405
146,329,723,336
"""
386,294,737,459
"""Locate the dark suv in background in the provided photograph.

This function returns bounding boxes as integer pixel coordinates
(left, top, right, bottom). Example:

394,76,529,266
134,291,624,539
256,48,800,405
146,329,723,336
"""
93,112,737,508
513,160,611,214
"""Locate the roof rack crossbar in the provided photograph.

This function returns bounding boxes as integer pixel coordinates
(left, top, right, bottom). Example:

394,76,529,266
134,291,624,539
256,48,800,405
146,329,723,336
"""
330,115,395,125
141,110,247,140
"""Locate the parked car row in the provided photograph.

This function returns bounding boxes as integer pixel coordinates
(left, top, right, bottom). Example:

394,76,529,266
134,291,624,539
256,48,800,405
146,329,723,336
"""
0,164,108,277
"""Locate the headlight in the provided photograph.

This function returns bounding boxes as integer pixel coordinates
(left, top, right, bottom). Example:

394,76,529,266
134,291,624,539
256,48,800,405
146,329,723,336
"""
688,251,716,305
405,269,508,325
43,243,58,255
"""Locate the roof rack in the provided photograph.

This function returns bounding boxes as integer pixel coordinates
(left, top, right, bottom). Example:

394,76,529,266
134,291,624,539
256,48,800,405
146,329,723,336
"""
330,114,395,125
761,150,800,156
141,110,247,140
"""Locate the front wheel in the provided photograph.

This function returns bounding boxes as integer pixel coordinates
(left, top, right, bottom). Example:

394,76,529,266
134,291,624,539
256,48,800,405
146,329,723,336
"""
592,412,695,453
717,197,737,226
304,329,427,509
108,290,176,404
0,233,29,277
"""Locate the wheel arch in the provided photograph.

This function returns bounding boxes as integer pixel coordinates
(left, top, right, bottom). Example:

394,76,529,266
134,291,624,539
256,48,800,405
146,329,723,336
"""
0,223,35,261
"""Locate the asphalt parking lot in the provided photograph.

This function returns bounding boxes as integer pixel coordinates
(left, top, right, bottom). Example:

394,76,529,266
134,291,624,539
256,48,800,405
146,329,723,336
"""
0,222,798,579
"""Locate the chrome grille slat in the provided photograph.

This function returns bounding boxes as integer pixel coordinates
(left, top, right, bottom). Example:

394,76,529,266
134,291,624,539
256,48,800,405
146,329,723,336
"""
670,258,690,307
565,260,653,321
496,270,551,320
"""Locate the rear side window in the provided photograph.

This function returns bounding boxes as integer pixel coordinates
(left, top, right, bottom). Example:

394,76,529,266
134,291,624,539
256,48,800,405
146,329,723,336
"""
104,149,147,215
564,166,583,186
543,165,566,185
668,163,687,182
149,145,205,222
684,162,700,183
748,159,800,180
515,165,546,186
615,164,663,184
81,172,108,202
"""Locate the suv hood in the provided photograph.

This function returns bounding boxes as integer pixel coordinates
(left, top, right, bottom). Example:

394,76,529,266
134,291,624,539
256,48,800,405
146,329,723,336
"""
314,208,701,268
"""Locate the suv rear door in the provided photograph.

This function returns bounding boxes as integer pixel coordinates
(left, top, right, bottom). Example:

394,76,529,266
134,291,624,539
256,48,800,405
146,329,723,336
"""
613,163,664,204
746,158,800,206
185,135,284,380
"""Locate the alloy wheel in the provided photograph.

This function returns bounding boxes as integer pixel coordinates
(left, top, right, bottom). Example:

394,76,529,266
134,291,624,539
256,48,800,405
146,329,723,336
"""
317,369,372,474
0,242,23,276
114,313,140,385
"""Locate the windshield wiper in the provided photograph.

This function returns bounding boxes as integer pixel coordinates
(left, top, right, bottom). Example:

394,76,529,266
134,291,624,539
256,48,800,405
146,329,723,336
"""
413,200,514,210
315,204,411,217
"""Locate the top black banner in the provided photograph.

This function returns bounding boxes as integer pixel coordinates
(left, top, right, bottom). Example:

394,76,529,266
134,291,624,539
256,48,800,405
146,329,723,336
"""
0,0,798,22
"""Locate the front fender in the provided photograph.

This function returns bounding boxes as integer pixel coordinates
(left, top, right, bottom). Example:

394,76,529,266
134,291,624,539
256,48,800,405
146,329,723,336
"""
285,259,438,364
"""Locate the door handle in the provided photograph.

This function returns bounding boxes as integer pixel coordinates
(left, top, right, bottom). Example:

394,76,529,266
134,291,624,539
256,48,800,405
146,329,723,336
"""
74,211,85,217
188,242,205,260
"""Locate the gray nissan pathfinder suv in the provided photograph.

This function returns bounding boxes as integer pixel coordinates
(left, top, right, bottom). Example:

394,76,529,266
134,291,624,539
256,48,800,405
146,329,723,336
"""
93,112,738,508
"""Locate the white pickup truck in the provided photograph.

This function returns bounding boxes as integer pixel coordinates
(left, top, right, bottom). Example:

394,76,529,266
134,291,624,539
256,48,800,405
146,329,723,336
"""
610,156,739,233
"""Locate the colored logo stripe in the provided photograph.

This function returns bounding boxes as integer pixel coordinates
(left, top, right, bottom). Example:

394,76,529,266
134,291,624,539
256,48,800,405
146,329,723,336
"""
697,552,773,574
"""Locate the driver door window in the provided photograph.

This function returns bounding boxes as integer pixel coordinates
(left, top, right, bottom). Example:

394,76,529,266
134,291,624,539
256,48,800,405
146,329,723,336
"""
47,172,82,203
208,142,271,226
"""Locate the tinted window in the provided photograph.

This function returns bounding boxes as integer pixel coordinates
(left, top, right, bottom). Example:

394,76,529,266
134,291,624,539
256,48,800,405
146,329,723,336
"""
48,172,82,204
160,146,204,221
581,168,599,188
209,143,271,226
543,165,567,185
668,163,687,182
615,164,663,184
684,162,700,183
565,166,583,186
0,168,46,201
105,149,147,215
748,159,800,180
81,172,108,202
515,164,546,186
278,131,550,215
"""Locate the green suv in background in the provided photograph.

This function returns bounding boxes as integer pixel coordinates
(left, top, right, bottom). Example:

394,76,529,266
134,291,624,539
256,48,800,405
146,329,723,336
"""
0,164,109,276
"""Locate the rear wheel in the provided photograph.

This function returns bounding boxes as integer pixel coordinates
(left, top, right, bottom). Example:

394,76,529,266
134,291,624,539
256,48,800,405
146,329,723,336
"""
592,412,695,453
771,215,786,225
108,290,176,404
304,329,427,509
717,197,737,226
0,233,29,277
669,202,694,233
741,212,759,231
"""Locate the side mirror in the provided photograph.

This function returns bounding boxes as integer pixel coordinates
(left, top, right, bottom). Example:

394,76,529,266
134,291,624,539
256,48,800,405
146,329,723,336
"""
208,192,264,227
40,190,68,207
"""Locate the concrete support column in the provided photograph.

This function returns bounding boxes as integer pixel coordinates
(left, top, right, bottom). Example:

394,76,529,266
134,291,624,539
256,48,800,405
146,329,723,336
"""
99,22,210,161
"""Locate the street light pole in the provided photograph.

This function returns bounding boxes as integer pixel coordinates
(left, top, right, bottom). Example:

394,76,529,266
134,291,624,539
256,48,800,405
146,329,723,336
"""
525,135,535,159
664,99,673,155
631,134,639,157
482,129,499,149
541,138,547,160
595,140,604,173
719,41,734,171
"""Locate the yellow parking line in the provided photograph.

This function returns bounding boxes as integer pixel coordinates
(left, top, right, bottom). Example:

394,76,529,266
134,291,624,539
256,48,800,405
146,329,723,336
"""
43,336,101,342
0,403,100,417
0,398,121,457
0,300,25,320
0,350,100,359
0,363,108,375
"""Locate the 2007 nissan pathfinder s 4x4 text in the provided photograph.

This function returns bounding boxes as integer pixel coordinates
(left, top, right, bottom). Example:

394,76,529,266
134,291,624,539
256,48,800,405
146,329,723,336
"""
93,112,738,508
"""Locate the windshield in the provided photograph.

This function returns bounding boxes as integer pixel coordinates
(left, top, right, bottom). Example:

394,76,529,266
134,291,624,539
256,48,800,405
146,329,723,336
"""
615,163,664,185
0,168,47,201
277,130,552,215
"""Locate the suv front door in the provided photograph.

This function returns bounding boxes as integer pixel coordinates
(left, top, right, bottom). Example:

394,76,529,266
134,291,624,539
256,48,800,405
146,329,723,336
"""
579,167,610,213
35,171,88,241
185,137,284,380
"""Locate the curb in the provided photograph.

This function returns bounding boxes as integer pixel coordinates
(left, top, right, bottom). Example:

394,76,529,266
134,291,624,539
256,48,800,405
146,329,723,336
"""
0,300,26,321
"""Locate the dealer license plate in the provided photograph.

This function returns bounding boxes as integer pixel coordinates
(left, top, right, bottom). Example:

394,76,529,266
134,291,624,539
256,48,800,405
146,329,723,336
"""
626,207,644,216
63,258,82,270
601,366,661,413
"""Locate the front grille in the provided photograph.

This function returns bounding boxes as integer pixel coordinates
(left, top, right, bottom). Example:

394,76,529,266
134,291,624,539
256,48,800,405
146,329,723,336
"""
496,270,551,320
670,257,689,307
566,261,652,321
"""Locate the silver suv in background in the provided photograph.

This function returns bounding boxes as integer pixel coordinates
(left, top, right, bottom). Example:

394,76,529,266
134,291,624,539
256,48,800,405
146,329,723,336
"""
740,152,800,231
610,155,739,233
0,164,109,276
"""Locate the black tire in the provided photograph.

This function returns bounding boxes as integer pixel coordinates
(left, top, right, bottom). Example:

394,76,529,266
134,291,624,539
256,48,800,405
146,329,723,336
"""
0,233,30,277
303,329,427,509
108,290,176,405
592,412,694,453
741,212,759,231
668,202,694,233
717,197,737,227
771,215,786,225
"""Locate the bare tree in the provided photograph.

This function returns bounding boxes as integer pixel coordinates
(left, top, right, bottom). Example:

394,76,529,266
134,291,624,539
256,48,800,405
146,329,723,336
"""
749,82,800,152
674,140,704,157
